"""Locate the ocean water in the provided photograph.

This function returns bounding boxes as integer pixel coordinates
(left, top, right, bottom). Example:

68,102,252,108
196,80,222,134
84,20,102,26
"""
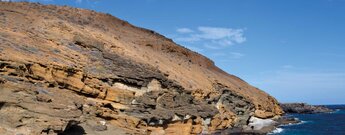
272,105,345,135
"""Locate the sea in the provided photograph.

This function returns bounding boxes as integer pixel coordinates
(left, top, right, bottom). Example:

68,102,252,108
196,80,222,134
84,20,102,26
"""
270,105,345,135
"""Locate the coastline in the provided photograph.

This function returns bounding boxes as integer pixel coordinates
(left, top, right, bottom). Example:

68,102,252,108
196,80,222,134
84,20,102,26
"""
213,116,301,134
214,103,335,134
267,104,343,135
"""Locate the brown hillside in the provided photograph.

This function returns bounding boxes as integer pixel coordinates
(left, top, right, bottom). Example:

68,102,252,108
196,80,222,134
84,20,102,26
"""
0,2,282,135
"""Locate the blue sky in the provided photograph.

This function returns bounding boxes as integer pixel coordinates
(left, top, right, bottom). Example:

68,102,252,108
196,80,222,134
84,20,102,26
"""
19,0,345,105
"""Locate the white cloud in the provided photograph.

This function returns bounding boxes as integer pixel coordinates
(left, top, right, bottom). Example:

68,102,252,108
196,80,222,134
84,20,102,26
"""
197,27,246,43
176,28,194,33
175,26,246,47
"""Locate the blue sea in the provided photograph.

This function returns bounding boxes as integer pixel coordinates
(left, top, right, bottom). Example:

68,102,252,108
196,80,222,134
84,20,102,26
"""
271,105,345,135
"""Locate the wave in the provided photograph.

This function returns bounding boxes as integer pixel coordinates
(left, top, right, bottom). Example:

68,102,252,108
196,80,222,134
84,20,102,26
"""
268,128,284,134
326,109,340,114
296,120,308,124
282,120,309,127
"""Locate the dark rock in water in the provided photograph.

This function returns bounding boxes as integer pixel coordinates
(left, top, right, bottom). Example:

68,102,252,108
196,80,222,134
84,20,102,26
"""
280,103,333,114
276,116,301,125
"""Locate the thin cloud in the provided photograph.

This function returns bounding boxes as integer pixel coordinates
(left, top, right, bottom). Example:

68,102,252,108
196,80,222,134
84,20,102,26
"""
197,27,246,44
175,26,246,48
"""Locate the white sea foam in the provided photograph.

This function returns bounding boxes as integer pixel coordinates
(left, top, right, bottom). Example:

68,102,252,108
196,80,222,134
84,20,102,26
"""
297,120,309,125
301,120,308,124
330,109,341,114
269,128,284,134
282,120,309,127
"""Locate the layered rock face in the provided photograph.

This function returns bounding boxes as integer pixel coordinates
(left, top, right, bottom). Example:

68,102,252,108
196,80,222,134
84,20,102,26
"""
0,2,283,135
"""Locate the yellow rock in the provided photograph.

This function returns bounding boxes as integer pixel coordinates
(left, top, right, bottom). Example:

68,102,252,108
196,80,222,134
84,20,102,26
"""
105,87,135,104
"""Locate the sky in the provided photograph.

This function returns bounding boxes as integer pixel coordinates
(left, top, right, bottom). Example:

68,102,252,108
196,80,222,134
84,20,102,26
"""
15,0,345,105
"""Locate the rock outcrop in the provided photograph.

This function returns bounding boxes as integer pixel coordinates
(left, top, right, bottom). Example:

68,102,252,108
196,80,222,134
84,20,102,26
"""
215,116,301,135
280,103,333,114
0,2,283,134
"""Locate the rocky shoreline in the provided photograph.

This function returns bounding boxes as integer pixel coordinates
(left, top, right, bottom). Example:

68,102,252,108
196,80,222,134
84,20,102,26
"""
214,116,300,135
216,103,334,134
280,103,333,114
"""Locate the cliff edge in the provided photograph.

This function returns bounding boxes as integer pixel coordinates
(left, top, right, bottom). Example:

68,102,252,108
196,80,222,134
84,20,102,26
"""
0,2,283,134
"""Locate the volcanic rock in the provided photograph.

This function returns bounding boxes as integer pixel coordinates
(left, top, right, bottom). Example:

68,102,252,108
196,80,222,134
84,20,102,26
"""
280,103,333,114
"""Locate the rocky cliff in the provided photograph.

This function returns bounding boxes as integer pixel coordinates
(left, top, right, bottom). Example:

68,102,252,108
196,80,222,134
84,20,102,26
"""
0,2,283,135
